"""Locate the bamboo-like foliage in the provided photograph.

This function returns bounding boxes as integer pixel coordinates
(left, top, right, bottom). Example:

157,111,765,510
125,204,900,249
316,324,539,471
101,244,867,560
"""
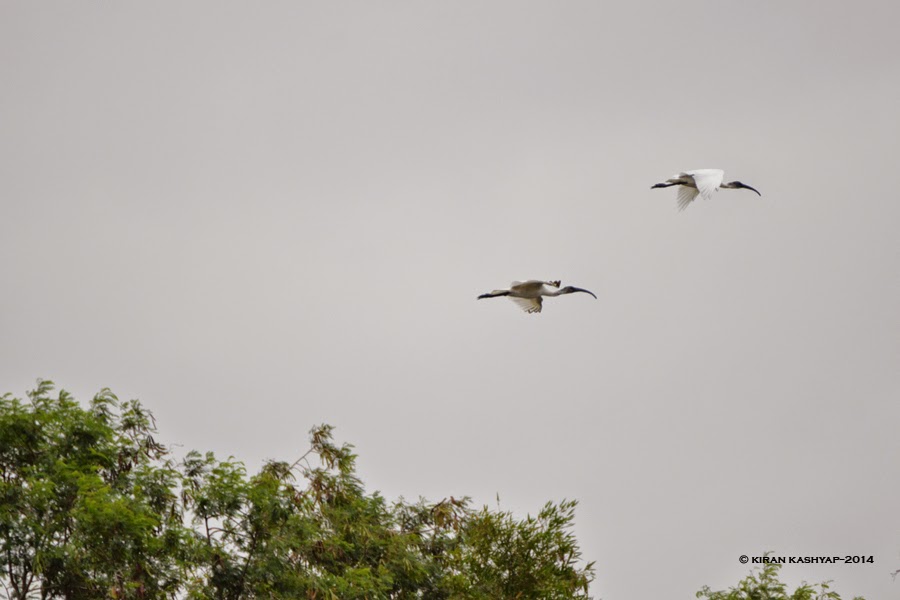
1,381,596,600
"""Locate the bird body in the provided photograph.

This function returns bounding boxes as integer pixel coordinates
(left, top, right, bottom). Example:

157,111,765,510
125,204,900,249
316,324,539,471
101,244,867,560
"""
477,280,596,314
652,168,761,210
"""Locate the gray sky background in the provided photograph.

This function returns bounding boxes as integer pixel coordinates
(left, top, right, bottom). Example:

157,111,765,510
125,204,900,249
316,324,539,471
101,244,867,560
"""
2,2,899,598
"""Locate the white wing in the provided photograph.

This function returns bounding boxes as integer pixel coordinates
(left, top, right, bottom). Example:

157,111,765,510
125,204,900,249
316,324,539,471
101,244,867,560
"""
676,186,700,211
685,169,724,202
509,297,542,314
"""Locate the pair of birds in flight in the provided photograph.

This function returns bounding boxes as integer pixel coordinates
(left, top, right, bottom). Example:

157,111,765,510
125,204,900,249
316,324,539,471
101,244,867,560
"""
478,168,762,314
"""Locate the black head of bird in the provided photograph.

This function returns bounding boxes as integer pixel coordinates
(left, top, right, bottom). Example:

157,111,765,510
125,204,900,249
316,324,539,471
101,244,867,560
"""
721,181,761,196
559,286,597,299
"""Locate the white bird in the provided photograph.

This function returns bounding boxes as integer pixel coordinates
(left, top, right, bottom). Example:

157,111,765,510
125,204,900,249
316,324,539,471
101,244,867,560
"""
651,169,761,211
477,280,597,314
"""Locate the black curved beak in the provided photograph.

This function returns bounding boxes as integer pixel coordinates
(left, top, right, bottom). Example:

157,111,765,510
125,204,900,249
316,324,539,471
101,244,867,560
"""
741,183,761,196
570,287,597,299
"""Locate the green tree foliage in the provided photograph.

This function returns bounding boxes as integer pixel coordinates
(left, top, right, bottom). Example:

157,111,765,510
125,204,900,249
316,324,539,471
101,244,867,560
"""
1,381,595,599
443,501,593,599
696,558,864,600
0,381,185,600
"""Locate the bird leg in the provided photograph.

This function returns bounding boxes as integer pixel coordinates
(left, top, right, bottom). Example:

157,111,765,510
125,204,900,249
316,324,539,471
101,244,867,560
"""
477,291,511,299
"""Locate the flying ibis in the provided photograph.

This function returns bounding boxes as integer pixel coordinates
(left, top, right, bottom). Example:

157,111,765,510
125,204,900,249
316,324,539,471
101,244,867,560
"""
477,280,597,314
651,169,761,210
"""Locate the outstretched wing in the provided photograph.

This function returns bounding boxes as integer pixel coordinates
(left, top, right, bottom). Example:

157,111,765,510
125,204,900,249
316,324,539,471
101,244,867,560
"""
686,169,724,202
509,296,542,314
676,186,700,211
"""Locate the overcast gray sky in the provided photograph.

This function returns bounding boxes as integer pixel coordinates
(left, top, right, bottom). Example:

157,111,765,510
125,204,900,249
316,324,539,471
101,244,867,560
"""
2,2,899,598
